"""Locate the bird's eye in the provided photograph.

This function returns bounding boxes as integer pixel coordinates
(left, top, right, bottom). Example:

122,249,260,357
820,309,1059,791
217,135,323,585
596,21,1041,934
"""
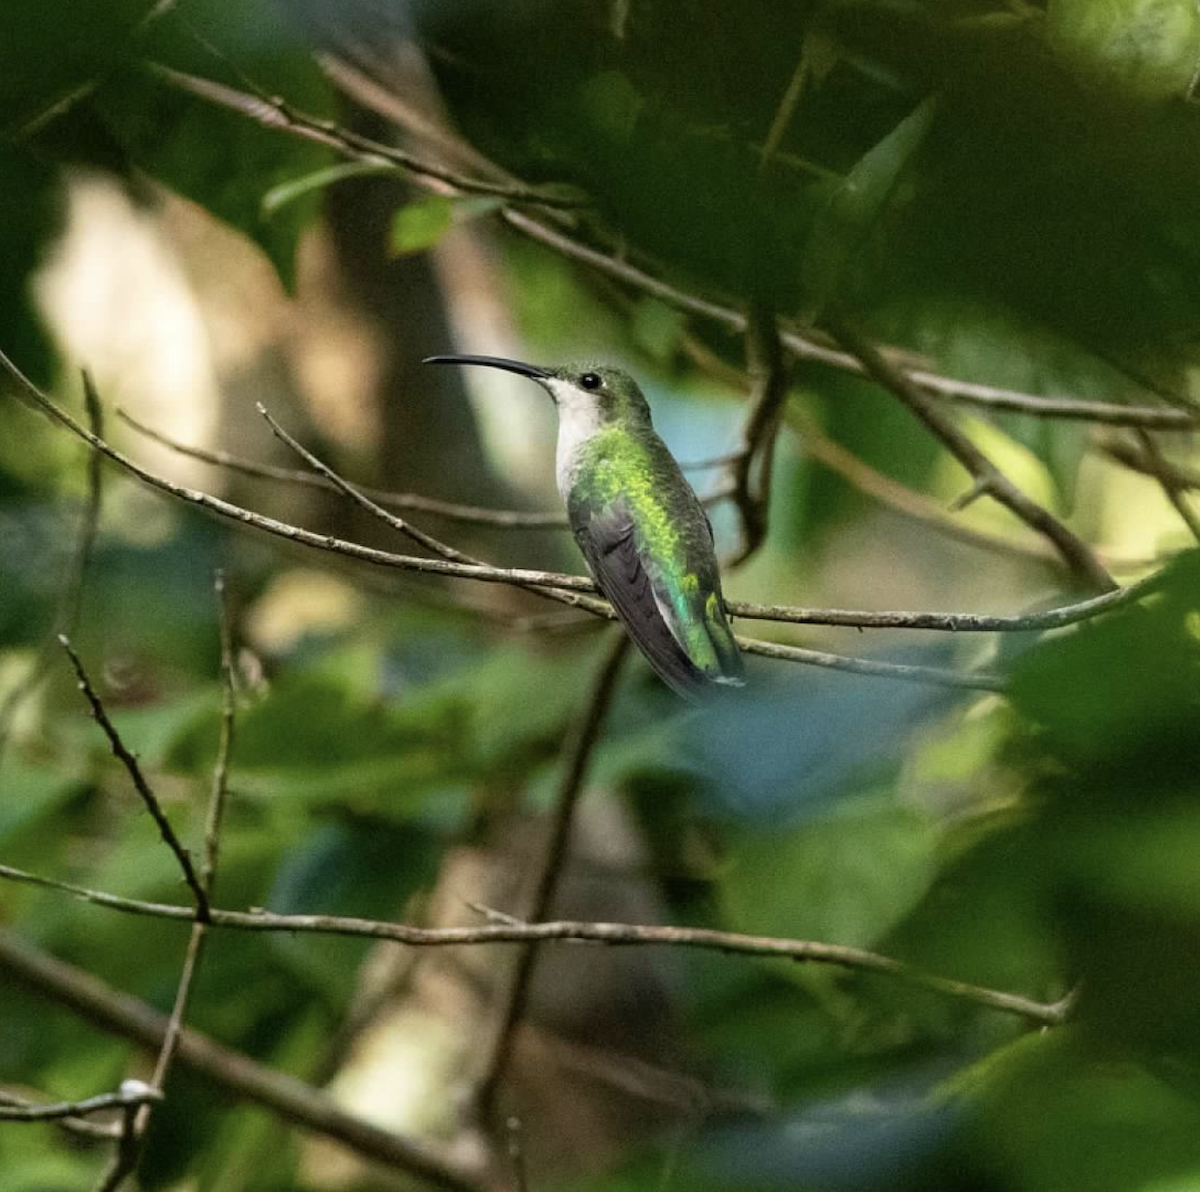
579,372,602,390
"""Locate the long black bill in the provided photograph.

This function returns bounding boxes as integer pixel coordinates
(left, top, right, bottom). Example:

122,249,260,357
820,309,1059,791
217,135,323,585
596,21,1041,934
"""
423,354,552,380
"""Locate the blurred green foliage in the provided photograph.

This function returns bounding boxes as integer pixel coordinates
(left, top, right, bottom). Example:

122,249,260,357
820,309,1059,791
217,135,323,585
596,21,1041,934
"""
2,1,1200,1190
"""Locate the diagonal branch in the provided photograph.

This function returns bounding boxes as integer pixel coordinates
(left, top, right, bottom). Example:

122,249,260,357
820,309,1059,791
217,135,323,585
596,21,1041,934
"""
0,380,104,759
504,210,1195,430
1133,430,1200,546
151,63,583,210
828,321,1117,592
476,634,630,1113
117,407,570,529
1100,436,1200,491
0,929,493,1192
148,63,1195,433
59,635,209,917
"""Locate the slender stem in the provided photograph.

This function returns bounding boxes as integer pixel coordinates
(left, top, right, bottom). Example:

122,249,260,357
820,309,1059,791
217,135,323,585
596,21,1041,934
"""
1134,429,1200,546
0,1085,160,1123
150,63,583,210
736,636,1004,693
727,305,788,564
59,635,209,917
255,404,611,620
118,407,570,529
143,63,1195,431
828,321,1117,592
476,634,631,1112
0,929,493,1192
0,377,104,758
0,876,1069,1027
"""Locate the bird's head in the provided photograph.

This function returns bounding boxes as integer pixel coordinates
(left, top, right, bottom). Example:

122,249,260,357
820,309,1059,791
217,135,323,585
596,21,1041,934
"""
424,355,652,430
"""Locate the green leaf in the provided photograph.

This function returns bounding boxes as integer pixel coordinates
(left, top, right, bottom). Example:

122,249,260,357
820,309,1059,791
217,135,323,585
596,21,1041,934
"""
1047,0,1200,102
0,0,157,139
720,793,940,952
262,160,394,216
1009,551,1200,766
800,97,937,319
389,195,501,255
0,760,81,850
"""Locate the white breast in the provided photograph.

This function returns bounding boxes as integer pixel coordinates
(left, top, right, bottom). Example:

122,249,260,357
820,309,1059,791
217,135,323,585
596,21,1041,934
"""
548,378,605,497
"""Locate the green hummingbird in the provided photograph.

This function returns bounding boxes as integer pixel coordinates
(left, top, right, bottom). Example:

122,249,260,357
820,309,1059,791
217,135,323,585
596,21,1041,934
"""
425,355,745,700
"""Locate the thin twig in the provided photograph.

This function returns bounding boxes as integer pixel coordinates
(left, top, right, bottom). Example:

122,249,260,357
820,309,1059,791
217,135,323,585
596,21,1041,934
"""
93,1100,141,1192
727,305,788,564
0,377,104,757
736,637,1004,692
2,355,1161,693
127,574,239,1146
731,567,1167,632
477,634,631,1111
150,63,584,210
0,873,1069,1026
146,62,1195,430
0,1084,161,1124
1134,430,1200,546
1100,437,1200,490
80,579,238,1189
202,571,237,895
503,210,1196,430
0,929,492,1192
828,321,1117,592
58,635,209,917
117,407,570,529
256,403,618,626
506,1116,529,1192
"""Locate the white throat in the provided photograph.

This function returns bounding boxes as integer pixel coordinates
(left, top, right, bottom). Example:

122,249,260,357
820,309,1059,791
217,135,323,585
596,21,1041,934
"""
547,378,605,497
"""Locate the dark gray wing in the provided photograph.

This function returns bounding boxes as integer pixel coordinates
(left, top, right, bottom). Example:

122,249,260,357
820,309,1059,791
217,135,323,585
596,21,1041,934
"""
571,503,710,702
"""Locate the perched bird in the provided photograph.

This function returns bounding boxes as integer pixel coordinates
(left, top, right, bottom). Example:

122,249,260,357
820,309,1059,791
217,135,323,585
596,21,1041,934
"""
425,355,745,700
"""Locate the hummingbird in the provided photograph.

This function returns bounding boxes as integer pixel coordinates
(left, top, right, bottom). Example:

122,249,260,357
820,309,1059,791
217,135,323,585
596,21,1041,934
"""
425,355,745,700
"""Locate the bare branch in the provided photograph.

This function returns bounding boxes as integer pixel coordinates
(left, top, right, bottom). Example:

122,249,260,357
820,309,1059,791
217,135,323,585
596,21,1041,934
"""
0,1083,160,1124
0,870,1067,1027
116,571,240,1176
117,407,570,529
828,321,1117,592
732,567,1167,632
0,376,104,757
477,634,630,1110
727,306,788,565
256,403,622,628
736,637,1004,692
150,63,583,210
1100,437,1200,490
2,353,1165,695
504,211,1196,431
0,929,493,1192
144,63,1195,432
202,572,237,896
1133,430,1200,546
92,1097,141,1192
58,635,209,917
